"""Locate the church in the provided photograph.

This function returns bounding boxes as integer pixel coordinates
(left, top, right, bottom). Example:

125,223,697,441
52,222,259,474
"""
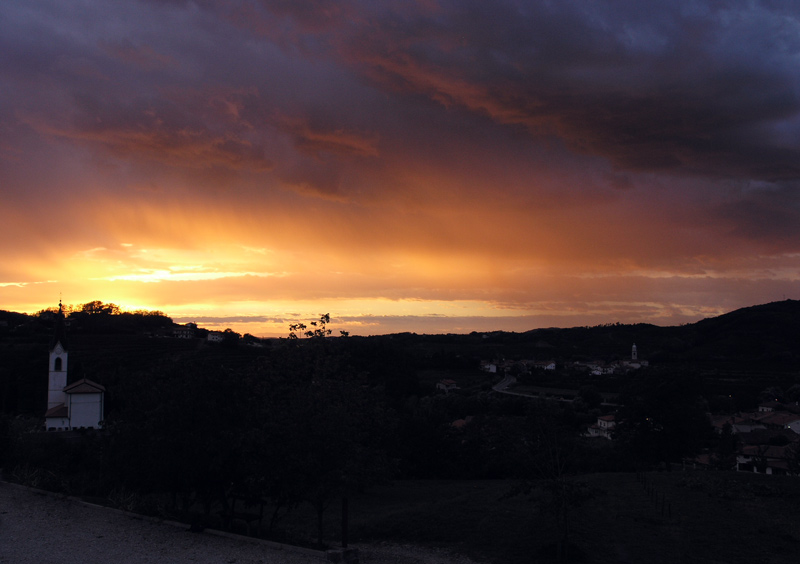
43,303,105,431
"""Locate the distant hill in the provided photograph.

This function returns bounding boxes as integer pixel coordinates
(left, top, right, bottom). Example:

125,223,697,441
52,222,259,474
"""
690,300,800,363
392,300,800,369
362,300,800,381
2,300,798,415
0,309,30,328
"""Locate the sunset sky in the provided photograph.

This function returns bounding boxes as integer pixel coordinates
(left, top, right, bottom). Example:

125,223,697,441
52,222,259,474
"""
2,1,800,337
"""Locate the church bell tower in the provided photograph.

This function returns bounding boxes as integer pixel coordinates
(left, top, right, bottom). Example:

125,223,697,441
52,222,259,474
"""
48,301,68,409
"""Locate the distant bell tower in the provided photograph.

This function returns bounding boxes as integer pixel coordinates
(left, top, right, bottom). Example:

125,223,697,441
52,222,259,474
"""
48,301,69,409
631,343,638,361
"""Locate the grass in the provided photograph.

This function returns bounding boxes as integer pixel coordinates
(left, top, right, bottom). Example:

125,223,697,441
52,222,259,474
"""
14,464,798,563
270,471,800,564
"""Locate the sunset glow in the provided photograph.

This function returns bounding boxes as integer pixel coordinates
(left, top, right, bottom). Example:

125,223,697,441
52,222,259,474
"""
2,1,800,336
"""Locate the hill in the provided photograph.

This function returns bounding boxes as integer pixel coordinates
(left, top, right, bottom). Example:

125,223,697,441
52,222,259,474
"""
2,300,799,415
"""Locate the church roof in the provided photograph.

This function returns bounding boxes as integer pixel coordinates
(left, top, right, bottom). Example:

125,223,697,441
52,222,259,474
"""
64,378,105,394
44,404,69,418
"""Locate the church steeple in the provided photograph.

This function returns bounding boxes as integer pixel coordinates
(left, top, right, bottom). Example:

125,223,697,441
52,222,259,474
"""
47,301,68,409
44,300,105,431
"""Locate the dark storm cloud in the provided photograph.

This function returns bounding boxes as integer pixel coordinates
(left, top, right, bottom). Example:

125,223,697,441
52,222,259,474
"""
20,89,274,172
3,0,800,331
716,182,800,242
7,0,800,185
257,0,800,182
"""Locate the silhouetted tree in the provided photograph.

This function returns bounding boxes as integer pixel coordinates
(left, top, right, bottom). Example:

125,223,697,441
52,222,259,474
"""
617,368,712,466
277,315,392,545
516,402,592,563
712,423,739,470
80,300,121,315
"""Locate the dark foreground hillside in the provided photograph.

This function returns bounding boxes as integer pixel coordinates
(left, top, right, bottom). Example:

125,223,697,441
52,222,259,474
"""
4,470,797,564
283,471,800,564
3,300,800,563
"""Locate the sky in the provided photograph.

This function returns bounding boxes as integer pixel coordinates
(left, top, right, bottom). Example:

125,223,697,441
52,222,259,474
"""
2,0,800,337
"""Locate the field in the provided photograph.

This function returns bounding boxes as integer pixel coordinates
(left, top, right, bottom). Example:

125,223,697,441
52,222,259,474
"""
272,471,800,563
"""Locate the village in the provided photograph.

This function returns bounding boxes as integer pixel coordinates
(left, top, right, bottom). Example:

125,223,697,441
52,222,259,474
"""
37,302,800,480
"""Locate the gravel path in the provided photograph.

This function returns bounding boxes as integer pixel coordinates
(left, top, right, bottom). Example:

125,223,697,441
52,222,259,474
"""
0,483,478,564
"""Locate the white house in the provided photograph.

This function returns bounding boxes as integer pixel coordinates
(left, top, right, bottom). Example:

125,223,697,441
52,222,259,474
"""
736,444,796,476
43,304,105,431
587,415,616,439
587,414,616,439
207,331,224,343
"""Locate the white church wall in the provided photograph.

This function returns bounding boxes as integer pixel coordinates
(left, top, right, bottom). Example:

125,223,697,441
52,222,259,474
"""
67,393,104,429
45,416,70,431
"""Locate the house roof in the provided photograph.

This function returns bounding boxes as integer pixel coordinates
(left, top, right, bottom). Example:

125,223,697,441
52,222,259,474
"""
740,444,793,459
44,404,69,418
759,401,784,410
711,414,751,429
737,428,799,446
759,412,800,426
64,378,106,394
598,415,616,422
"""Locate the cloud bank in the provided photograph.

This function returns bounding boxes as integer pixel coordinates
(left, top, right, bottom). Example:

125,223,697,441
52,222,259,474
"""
1,0,799,335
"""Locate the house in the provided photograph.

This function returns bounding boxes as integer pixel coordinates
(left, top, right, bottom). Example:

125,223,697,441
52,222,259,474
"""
709,408,800,436
755,411,800,433
173,324,196,339
759,401,784,412
736,443,798,476
207,331,224,343
587,414,616,440
436,379,459,394
732,423,800,476
534,361,556,371
710,414,766,435
43,303,105,431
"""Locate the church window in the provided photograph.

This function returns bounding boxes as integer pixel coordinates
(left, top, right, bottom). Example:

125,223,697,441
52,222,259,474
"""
54,357,62,371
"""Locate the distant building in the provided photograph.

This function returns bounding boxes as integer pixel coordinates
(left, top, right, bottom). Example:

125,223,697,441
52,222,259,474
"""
207,331,224,343
758,401,782,413
173,324,196,339
621,343,648,369
587,415,616,440
436,379,459,394
43,302,105,431
736,443,797,476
